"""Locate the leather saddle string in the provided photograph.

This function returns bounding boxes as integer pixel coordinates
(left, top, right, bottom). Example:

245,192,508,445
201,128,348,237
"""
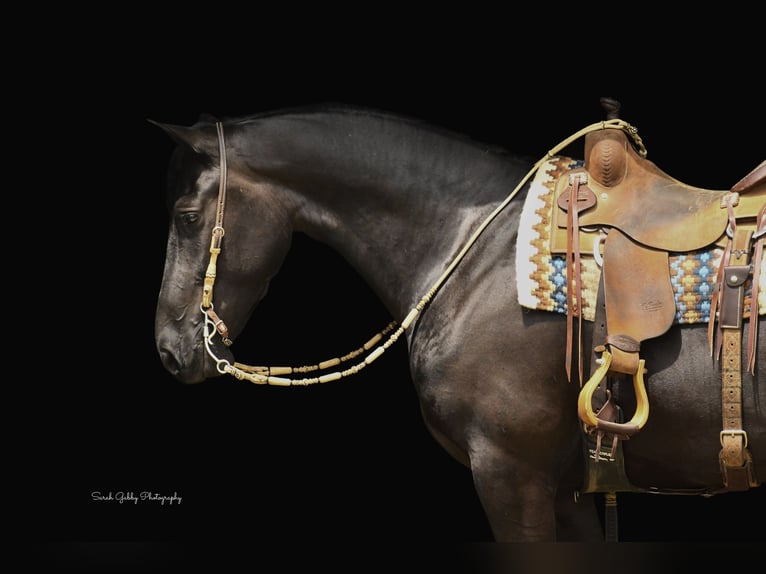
565,175,585,383
573,180,585,384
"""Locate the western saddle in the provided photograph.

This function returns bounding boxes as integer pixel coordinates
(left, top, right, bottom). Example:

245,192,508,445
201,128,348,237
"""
552,99,765,494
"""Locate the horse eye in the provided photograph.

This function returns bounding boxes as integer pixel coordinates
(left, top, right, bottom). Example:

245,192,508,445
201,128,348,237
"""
180,212,200,225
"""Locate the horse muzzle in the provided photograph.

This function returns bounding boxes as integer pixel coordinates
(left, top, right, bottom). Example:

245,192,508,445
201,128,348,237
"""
156,325,235,384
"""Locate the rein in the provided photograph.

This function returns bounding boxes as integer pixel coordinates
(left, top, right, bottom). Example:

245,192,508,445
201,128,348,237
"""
201,119,646,386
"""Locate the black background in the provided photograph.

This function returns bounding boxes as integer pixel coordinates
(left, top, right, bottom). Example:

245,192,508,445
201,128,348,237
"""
17,17,765,572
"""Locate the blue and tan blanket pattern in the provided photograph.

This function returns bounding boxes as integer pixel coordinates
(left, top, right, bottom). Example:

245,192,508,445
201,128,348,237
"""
516,156,765,324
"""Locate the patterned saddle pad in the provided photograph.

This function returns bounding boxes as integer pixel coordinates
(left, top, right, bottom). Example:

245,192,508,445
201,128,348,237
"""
515,156,765,324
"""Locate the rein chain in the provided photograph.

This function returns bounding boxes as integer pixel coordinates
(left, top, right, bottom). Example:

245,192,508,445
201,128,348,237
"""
201,119,646,386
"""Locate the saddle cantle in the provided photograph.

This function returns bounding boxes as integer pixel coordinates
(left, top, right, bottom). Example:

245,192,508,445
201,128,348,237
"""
732,158,766,194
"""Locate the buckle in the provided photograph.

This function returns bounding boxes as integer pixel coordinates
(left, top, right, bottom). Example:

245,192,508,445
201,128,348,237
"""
720,429,748,448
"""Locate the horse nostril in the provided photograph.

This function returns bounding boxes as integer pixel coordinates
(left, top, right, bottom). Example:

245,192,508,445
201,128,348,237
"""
156,336,207,384
158,345,182,377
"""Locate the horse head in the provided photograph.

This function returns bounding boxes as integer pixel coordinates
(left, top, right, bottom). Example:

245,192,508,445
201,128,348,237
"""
152,118,293,383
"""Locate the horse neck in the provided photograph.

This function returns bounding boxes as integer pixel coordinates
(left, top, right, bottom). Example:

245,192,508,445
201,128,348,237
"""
232,110,527,320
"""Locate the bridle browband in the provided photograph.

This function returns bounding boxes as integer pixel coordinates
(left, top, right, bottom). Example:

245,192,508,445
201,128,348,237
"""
199,119,647,386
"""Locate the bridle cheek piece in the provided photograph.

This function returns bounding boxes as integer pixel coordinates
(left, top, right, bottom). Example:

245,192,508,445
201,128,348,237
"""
201,122,233,352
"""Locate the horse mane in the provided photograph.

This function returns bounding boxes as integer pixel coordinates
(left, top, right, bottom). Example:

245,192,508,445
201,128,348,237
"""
197,103,521,161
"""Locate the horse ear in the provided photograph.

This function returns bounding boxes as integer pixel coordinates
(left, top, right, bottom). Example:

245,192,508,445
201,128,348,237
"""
147,119,215,156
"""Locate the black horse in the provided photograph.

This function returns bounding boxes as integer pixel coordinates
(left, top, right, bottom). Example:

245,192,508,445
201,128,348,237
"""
153,103,764,542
